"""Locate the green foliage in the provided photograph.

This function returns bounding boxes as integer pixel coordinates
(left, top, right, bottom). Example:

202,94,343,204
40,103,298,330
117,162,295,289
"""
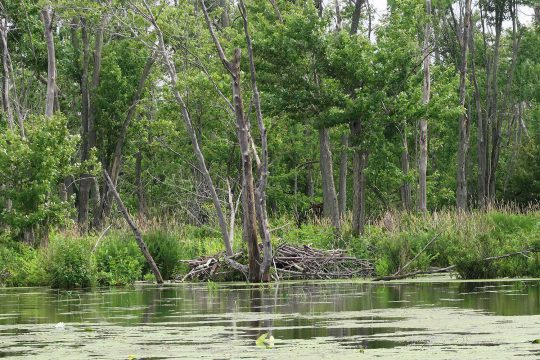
94,234,145,286
143,231,182,280
44,235,95,289
0,115,79,242
0,239,47,287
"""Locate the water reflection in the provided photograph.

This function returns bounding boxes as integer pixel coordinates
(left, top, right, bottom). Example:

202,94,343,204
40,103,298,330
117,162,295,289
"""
0,280,539,358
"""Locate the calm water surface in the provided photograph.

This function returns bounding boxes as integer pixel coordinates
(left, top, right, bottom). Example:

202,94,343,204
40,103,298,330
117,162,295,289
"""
1,278,539,359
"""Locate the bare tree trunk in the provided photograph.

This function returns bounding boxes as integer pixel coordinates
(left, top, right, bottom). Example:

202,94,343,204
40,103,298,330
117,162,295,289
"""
334,0,342,30
338,133,348,217
219,0,229,28
268,0,283,23
0,18,13,130
351,120,366,236
470,19,487,209
41,6,56,118
319,128,340,229
78,18,91,231
239,0,272,281
144,1,234,256
535,5,539,24
401,129,412,211
418,0,431,212
104,170,163,284
487,14,502,203
201,0,263,281
352,150,367,236
488,3,519,204
456,0,472,211
350,0,365,35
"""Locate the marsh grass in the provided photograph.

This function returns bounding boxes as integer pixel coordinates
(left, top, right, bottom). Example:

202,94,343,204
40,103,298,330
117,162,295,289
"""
1,205,538,287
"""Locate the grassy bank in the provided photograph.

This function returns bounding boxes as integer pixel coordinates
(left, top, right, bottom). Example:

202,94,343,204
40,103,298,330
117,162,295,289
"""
1,209,539,288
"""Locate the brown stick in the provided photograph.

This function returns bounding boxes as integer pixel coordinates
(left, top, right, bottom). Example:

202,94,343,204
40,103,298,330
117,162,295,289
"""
394,231,441,276
103,169,164,284
374,248,539,281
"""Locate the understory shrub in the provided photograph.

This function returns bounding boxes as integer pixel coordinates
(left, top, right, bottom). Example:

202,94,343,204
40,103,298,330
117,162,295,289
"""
94,234,144,286
144,231,182,280
45,235,95,289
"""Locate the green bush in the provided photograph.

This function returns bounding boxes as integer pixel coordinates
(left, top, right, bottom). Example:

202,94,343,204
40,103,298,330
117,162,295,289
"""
45,236,95,289
0,241,47,287
94,234,144,286
144,231,182,280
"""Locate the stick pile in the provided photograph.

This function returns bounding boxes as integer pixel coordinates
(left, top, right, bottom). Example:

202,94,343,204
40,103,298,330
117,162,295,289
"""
179,244,375,282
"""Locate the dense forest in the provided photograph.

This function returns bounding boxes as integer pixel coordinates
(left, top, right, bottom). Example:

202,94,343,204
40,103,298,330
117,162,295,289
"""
0,0,539,286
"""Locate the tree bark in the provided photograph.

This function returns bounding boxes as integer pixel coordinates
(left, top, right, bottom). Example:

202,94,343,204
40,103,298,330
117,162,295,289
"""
401,129,412,211
487,9,502,203
319,127,340,229
418,0,431,212
78,17,91,230
456,0,472,211
268,0,283,23
135,150,146,219
103,169,163,284
350,0,365,35
239,0,272,281
469,18,487,209
351,120,366,236
41,6,56,118
144,1,234,256
338,133,348,217
0,18,14,131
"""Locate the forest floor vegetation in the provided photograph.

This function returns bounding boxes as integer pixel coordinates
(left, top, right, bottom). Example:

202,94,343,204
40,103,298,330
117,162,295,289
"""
1,208,539,288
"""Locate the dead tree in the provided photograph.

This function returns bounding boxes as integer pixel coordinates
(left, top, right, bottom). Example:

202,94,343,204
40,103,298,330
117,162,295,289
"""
456,0,472,211
139,0,235,258
201,0,266,282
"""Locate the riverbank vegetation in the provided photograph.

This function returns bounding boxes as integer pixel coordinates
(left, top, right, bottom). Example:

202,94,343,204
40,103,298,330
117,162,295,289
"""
1,208,538,287
1,1,539,287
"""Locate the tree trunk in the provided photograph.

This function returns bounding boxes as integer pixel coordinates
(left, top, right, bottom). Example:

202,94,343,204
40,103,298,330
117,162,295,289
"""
456,0,472,211
41,6,56,118
352,150,367,236
401,130,412,211
0,19,14,131
146,2,234,256
219,0,229,28
334,0,342,30
103,170,163,284
78,18,91,230
469,19,487,209
239,0,272,281
487,15,502,203
535,5,539,24
350,0,364,35
230,48,261,282
338,133,348,217
418,0,431,213
268,0,283,23
351,120,366,236
319,128,340,229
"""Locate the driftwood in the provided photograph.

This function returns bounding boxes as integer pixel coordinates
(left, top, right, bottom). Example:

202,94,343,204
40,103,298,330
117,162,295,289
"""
179,244,375,282
373,248,539,281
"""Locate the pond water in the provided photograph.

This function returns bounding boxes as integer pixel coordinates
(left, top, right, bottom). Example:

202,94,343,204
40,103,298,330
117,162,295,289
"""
1,277,539,359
